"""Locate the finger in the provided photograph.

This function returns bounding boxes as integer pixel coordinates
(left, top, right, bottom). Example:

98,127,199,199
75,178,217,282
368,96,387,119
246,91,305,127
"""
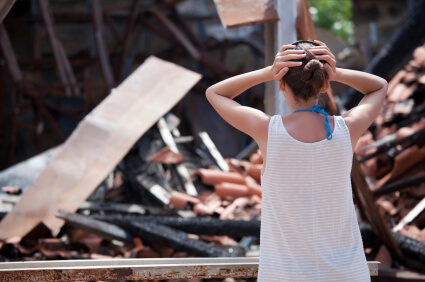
275,49,305,58
274,67,289,81
276,61,303,68
276,50,304,59
313,40,327,47
324,63,336,78
278,44,296,52
315,55,336,69
275,53,306,62
310,48,335,59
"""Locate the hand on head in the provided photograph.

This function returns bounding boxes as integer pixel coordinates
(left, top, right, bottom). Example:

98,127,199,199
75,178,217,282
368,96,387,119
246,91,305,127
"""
271,45,305,81
272,40,336,81
309,40,337,81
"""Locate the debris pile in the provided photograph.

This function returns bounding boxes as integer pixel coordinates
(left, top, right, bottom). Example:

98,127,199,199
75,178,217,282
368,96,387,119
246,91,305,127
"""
354,41,425,270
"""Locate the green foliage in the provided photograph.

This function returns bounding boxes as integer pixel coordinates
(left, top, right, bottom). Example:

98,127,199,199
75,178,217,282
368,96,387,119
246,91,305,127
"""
308,0,353,44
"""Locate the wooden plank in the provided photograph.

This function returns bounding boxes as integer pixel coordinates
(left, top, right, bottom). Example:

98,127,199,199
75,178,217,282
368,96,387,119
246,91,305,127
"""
213,0,279,28
0,258,379,281
0,56,201,240
0,0,16,24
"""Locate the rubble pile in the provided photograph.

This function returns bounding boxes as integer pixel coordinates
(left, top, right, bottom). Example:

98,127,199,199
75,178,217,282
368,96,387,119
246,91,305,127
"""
354,42,425,269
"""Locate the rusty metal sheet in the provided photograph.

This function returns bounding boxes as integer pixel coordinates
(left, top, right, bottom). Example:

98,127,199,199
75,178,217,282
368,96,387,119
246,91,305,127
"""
0,56,201,240
213,0,279,28
0,257,379,281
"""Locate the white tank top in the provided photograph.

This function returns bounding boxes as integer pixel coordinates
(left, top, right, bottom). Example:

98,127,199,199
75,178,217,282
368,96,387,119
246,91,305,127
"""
258,115,370,282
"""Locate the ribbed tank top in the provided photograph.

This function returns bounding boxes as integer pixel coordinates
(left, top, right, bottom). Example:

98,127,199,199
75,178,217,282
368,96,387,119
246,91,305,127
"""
258,115,370,282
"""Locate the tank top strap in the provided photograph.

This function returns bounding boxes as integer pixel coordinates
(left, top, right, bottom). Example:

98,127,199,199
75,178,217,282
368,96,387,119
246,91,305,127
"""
334,115,353,150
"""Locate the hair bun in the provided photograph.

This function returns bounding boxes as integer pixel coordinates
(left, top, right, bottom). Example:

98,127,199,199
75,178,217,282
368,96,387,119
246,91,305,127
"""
301,59,325,88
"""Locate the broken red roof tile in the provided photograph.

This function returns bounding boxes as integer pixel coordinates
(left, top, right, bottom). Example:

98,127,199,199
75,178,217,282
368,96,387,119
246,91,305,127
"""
193,203,214,216
38,238,71,259
1,186,21,195
413,46,425,67
388,70,407,94
248,164,262,182
77,234,104,254
373,146,425,190
250,194,262,205
169,191,200,210
219,197,249,220
215,182,249,199
136,246,161,258
249,151,263,164
90,253,114,259
245,176,262,198
195,168,246,186
149,146,185,164
377,199,398,216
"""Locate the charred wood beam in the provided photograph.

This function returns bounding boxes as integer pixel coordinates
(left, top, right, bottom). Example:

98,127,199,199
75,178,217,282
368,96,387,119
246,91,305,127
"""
360,223,425,272
359,128,425,163
91,0,115,87
38,0,80,96
56,209,134,243
78,201,172,216
0,24,22,83
341,0,425,110
93,214,229,257
91,214,260,238
117,0,143,80
373,173,425,198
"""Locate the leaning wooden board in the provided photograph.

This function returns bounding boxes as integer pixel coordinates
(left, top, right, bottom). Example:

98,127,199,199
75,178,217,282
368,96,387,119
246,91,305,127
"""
213,0,279,28
0,56,201,240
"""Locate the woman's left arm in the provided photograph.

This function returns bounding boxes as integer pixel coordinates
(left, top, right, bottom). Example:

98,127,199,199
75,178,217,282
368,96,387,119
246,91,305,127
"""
206,45,305,140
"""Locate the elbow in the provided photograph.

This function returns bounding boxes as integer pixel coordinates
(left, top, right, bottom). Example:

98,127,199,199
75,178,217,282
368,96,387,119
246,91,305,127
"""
205,87,214,103
380,78,388,96
380,78,388,90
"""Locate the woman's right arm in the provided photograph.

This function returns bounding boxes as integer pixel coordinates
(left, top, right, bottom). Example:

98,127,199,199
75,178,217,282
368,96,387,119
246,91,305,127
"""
310,40,388,149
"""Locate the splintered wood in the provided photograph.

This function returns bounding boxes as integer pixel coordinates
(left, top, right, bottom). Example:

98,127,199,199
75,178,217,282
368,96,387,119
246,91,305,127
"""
0,56,201,240
213,0,279,28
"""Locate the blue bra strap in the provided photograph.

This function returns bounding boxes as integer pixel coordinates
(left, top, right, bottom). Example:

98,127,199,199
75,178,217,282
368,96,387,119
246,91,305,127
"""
292,104,332,140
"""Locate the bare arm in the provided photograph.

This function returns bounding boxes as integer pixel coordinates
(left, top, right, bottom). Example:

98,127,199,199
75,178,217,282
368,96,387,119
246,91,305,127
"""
333,68,388,143
310,41,388,148
206,46,305,142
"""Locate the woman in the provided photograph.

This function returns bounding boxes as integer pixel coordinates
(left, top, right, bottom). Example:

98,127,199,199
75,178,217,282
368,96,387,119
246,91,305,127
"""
206,40,387,281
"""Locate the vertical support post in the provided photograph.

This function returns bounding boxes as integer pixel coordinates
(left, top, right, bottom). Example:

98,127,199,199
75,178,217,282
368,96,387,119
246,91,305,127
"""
264,0,297,116
92,0,115,88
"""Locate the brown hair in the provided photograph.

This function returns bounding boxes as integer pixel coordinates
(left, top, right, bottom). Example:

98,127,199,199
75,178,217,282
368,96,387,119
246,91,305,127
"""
281,42,328,102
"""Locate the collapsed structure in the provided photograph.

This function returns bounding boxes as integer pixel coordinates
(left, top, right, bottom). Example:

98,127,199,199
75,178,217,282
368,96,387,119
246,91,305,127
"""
0,0,425,281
